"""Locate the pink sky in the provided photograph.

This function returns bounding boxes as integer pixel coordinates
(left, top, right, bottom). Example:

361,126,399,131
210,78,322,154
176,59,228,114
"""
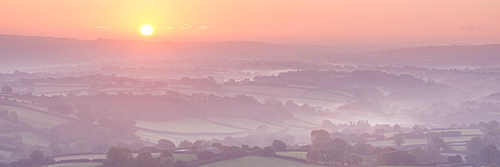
1,0,499,45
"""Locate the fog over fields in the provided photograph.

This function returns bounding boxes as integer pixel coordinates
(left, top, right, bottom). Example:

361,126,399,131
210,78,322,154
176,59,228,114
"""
0,34,499,166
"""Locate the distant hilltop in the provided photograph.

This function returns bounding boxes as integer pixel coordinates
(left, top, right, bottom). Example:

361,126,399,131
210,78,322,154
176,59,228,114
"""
0,34,499,68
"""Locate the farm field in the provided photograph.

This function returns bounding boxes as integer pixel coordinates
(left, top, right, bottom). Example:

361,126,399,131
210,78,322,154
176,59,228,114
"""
135,129,247,145
204,117,283,131
199,156,323,167
0,132,50,147
0,104,71,129
276,151,307,160
44,162,100,167
135,118,245,134
369,135,477,148
0,150,10,158
53,153,196,162
382,128,484,138
223,85,307,97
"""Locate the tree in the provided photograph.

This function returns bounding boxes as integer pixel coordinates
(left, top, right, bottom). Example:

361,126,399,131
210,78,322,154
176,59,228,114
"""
479,145,500,164
352,142,373,155
29,150,45,165
1,85,12,94
211,143,223,149
394,132,405,147
333,138,351,153
393,124,401,132
135,152,158,167
448,154,463,164
178,140,192,149
429,136,449,151
306,149,321,164
100,147,134,167
345,153,363,166
159,150,174,167
272,140,287,151
157,139,176,149
465,153,482,165
310,129,333,149
330,149,346,165
466,137,485,153
261,146,276,156
160,150,173,158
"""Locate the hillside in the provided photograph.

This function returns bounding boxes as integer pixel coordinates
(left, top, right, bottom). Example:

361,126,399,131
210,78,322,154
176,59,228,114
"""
199,156,323,167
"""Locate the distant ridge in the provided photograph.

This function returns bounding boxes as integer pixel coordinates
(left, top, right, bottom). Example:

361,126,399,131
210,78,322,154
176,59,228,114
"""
1,34,498,68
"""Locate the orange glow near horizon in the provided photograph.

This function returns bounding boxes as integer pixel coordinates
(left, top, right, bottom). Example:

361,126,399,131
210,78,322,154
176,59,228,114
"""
1,0,500,45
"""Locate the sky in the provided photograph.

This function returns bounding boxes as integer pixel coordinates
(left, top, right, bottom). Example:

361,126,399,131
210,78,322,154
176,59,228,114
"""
1,0,500,46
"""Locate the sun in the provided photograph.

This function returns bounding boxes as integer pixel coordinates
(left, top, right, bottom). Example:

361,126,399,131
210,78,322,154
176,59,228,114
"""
140,25,154,36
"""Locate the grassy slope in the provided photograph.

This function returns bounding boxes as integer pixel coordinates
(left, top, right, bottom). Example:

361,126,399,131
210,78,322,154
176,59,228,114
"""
53,153,197,162
0,104,71,129
199,156,323,167
276,151,307,160
44,162,100,167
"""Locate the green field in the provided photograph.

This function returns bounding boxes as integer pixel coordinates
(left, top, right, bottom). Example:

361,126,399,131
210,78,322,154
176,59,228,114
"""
204,117,283,131
199,156,323,167
430,129,484,136
369,135,476,149
136,118,244,134
223,85,307,97
276,151,307,160
0,149,11,157
135,129,247,145
0,105,71,129
0,132,50,146
54,153,197,162
44,162,100,167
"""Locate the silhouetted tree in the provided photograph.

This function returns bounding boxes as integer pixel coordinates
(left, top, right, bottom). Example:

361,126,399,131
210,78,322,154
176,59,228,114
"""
135,152,157,167
100,147,134,167
306,149,321,164
178,140,192,149
157,139,176,149
272,140,287,151
479,145,500,164
448,154,463,164
261,146,276,156
1,85,12,94
345,153,363,166
394,132,405,147
466,137,485,153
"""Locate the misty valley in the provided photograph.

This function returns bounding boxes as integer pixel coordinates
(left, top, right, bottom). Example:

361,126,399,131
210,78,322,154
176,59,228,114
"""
0,36,499,167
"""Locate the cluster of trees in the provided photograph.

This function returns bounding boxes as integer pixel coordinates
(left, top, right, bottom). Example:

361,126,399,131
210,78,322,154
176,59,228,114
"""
306,129,370,165
465,145,500,165
98,147,180,167
464,120,500,165
253,70,436,91
0,150,54,167
1,86,13,94
305,129,452,166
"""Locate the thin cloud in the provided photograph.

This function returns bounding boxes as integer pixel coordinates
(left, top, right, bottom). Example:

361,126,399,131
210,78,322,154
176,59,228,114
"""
460,27,482,31
165,26,173,29
198,25,208,29
97,26,111,29
180,24,192,29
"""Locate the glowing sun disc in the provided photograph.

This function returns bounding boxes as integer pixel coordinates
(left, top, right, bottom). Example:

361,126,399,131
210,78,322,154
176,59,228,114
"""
140,25,154,36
